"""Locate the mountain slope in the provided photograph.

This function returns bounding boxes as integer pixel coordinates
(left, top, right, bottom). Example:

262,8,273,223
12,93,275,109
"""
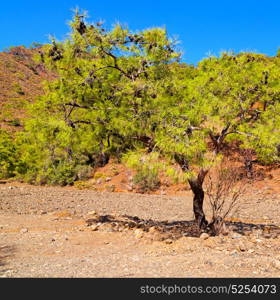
0,46,54,130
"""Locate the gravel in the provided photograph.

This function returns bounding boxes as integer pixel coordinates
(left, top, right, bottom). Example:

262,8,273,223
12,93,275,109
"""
0,183,280,277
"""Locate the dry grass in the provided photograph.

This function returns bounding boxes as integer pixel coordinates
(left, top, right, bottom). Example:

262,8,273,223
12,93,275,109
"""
205,160,248,235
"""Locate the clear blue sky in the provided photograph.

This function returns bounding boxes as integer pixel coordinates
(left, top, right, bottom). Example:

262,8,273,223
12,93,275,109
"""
1,0,279,64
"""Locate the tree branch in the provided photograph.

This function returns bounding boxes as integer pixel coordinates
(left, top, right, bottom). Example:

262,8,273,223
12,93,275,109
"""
99,46,133,80
64,102,90,109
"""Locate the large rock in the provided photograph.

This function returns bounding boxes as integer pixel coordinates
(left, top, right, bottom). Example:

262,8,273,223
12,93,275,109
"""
200,232,210,240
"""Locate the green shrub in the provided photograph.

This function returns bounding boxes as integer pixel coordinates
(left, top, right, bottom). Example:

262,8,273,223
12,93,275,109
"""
0,130,17,179
133,166,160,193
14,117,97,186
74,181,95,190
123,151,162,193
93,172,106,180
75,165,93,180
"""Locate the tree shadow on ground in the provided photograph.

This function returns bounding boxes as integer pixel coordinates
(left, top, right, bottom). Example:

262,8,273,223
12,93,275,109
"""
86,214,200,239
0,245,16,273
86,214,280,240
225,221,280,238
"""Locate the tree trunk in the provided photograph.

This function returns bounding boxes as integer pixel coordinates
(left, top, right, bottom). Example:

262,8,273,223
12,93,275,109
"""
188,169,209,229
173,154,209,230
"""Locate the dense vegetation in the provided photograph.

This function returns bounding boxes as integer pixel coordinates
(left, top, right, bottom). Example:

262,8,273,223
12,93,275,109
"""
1,10,280,230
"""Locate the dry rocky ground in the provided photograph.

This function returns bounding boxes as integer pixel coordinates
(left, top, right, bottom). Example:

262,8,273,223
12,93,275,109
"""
0,182,280,278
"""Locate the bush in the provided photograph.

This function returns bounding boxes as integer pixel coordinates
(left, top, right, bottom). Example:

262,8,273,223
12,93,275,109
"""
14,117,98,186
75,165,93,181
123,150,162,193
133,166,160,193
205,161,247,235
0,130,17,179
19,159,94,186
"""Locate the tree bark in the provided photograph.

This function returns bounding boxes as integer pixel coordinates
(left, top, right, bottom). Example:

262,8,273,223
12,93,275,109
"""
188,169,209,229
174,154,209,230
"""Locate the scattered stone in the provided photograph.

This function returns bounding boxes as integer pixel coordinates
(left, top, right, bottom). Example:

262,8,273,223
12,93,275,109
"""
230,250,238,256
20,228,28,233
90,224,99,231
205,260,214,266
96,178,103,184
203,238,216,249
40,211,47,215
146,231,165,242
85,217,99,226
105,185,115,192
105,177,112,182
98,223,114,232
134,229,144,239
238,242,247,252
149,226,157,233
230,233,243,240
87,210,97,216
200,233,209,240
165,239,173,244
272,260,280,270
248,249,255,254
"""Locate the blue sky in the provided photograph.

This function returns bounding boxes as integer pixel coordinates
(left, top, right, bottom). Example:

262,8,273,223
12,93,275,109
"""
1,0,279,64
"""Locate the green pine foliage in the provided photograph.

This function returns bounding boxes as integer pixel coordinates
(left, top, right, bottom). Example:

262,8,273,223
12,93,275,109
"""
16,9,179,185
153,52,280,177
2,9,280,187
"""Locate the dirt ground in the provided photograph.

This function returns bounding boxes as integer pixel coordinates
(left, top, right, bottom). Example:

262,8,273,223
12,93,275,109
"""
1,182,280,278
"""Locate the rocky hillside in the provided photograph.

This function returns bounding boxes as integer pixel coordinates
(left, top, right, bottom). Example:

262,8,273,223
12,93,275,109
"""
0,46,54,131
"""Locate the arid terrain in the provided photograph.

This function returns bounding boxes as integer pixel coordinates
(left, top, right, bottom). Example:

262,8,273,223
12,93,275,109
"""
1,178,280,278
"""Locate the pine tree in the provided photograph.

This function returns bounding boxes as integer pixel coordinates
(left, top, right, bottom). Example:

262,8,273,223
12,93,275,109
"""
153,52,280,229
17,9,180,185
15,10,280,231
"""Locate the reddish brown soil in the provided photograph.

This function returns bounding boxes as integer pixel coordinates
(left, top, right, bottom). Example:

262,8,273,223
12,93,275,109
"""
75,158,280,199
